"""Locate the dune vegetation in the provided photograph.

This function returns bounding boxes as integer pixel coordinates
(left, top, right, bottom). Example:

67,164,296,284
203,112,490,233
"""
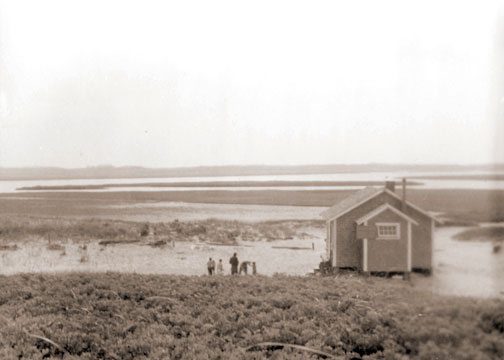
454,227,504,242
0,273,503,359
0,216,319,245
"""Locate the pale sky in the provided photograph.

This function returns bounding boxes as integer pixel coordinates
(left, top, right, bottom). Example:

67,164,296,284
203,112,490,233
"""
0,0,502,168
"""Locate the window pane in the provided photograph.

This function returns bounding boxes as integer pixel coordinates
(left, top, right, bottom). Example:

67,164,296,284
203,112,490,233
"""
377,224,398,237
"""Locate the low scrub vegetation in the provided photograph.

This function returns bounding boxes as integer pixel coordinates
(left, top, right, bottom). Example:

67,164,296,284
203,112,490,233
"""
0,273,502,359
454,227,504,242
0,216,319,244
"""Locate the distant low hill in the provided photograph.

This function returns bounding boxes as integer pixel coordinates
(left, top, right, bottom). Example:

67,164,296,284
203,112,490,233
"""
0,164,502,181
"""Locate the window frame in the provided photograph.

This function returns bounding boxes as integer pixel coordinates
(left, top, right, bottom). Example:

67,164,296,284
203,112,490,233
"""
375,222,401,240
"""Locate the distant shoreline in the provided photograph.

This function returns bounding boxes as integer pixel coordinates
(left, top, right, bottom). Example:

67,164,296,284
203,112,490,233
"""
1,163,502,181
17,180,423,191
408,174,504,180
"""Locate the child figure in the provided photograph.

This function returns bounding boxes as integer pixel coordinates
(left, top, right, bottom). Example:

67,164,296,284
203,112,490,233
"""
217,259,224,275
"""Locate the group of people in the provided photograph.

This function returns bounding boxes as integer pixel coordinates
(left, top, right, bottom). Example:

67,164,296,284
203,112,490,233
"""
206,253,256,275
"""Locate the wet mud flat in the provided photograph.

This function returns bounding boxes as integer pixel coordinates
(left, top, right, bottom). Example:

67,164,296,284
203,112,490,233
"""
0,236,326,277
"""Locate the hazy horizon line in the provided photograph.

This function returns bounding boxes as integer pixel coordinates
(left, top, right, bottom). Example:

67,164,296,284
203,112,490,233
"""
1,162,503,170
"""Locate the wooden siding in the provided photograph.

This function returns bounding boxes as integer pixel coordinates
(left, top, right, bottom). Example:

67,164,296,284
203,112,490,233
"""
366,209,408,272
411,216,432,270
333,191,432,271
356,224,378,239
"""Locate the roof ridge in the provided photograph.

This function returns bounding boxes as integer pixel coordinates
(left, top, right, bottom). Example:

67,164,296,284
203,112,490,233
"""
321,186,439,223
320,187,384,220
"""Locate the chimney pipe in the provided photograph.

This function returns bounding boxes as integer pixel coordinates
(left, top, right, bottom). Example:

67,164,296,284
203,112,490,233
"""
402,178,407,211
385,181,395,192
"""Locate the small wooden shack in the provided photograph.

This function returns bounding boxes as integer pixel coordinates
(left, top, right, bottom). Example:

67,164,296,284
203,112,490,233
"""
321,181,437,275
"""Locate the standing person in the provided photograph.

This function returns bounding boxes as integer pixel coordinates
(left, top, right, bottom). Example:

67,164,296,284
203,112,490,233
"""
210,258,216,274
207,257,215,275
229,253,239,275
252,262,257,275
217,259,224,275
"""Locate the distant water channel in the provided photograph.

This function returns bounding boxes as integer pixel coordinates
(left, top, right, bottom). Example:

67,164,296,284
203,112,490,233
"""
1,170,504,193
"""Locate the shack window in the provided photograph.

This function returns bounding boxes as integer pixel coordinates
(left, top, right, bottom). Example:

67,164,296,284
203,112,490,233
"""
376,223,400,239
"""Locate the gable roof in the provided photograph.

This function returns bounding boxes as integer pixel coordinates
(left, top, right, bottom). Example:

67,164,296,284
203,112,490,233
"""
320,186,440,223
320,187,383,220
382,189,441,223
355,203,419,226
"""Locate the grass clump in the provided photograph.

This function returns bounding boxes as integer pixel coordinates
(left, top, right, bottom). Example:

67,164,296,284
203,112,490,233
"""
46,243,65,251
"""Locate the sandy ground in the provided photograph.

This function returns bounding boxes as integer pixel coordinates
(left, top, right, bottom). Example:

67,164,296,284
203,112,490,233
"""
0,226,326,277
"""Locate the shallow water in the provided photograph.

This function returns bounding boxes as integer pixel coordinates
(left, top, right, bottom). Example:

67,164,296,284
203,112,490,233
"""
413,227,504,298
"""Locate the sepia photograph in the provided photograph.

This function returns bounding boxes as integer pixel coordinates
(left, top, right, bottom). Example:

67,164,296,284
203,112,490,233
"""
0,0,503,358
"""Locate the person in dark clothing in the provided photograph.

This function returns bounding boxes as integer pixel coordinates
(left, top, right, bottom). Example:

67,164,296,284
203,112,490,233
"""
229,253,239,275
207,257,215,275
